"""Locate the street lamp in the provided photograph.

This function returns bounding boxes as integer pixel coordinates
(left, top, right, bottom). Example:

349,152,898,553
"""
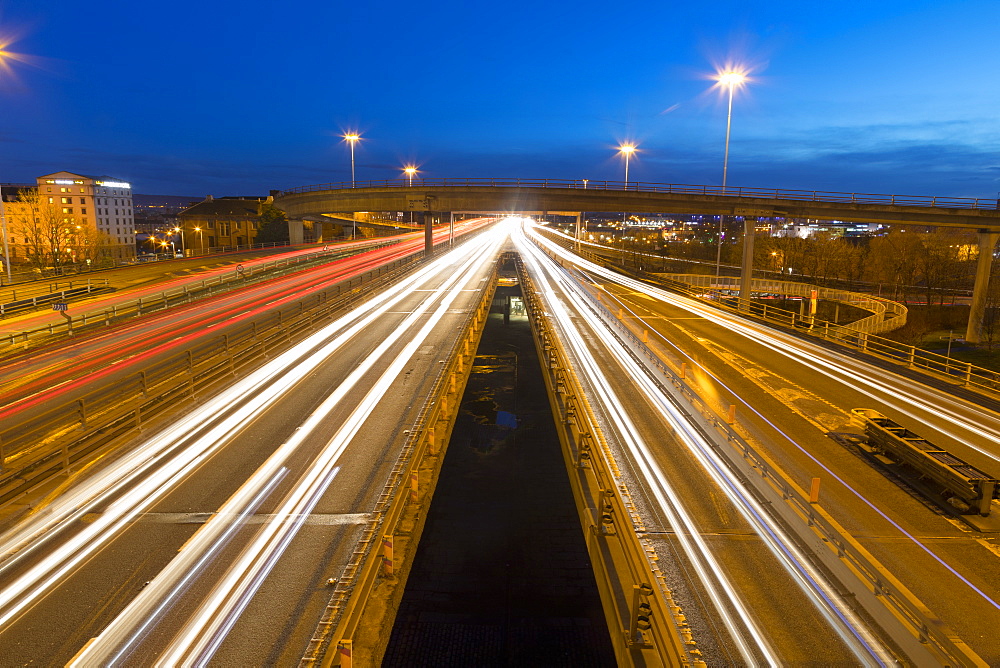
713,69,748,280
617,143,636,189
717,70,745,193
0,191,11,284
194,226,203,254
0,46,23,284
403,165,417,186
342,132,361,187
173,226,185,257
403,166,418,225
617,144,637,257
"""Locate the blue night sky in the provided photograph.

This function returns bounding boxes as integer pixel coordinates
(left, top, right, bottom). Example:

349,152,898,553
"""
1,0,998,198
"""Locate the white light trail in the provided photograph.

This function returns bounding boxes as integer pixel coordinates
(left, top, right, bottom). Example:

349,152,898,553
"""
0,224,504,640
542,228,1000,455
515,227,778,665
67,223,509,665
527,225,1000,615
519,230,890,663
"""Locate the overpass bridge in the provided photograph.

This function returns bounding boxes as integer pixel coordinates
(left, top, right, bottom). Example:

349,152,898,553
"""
275,178,1000,342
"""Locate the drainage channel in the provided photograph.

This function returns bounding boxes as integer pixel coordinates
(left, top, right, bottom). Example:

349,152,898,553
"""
382,282,615,667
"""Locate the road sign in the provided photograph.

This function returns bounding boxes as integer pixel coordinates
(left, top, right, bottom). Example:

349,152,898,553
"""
236,264,245,275
52,303,68,311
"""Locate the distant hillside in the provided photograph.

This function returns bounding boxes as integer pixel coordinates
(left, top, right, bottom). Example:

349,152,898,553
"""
133,194,201,210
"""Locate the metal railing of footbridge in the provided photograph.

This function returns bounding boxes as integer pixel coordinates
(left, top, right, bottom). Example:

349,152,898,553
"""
277,178,1000,211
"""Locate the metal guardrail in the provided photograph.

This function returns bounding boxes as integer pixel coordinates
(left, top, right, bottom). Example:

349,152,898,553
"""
663,273,909,336
853,408,999,516
0,241,397,352
677,277,1000,397
529,234,988,666
0,279,113,317
277,178,1000,211
0,242,294,286
0,253,422,505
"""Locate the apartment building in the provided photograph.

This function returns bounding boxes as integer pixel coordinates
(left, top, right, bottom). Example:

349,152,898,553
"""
36,171,136,251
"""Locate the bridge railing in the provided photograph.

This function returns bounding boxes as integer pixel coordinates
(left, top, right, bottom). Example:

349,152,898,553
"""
277,178,1000,211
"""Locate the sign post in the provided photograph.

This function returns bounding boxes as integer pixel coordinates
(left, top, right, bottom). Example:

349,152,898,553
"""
52,303,72,334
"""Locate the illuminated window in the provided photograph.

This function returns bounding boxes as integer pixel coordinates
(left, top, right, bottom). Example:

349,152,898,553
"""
48,197,54,204
61,197,71,204
60,188,68,193
63,207,73,214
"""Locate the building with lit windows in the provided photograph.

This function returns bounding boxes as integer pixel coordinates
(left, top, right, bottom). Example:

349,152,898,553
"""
35,171,136,254
177,195,267,253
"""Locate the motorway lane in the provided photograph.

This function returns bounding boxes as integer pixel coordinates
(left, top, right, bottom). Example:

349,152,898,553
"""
0,241,408,414
0,238,395,335
0,222,507,665
515,226,888,665
0,222,488,424
529,226,1000,662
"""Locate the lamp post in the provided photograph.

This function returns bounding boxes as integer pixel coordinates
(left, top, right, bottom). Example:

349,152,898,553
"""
173,226,184,257
194,226,203,254
713,70,747,280
343,133,361,187
0,193,11,284
617,144,637,260
403,166,418,225
618,143,636,190
719,71,744,193
403,165,417,187
0,47,18,284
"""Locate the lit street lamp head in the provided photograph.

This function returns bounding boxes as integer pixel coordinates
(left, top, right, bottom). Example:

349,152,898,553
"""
617,143,638,190
342,132,362,187
717,70,746,88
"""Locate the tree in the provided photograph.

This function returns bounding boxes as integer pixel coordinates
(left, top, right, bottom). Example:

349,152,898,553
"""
4,188,75,268
866,228,922,302
254,203,289,244
4,188,118,269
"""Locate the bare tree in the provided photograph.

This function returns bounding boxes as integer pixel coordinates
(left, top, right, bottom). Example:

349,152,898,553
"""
865,228,922,302
5,189,76,268
4,188,117,269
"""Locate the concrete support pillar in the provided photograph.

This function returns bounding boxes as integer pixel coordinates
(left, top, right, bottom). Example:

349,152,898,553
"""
965,230,1000,343
449,211,455,246
287,218,304,245
573,212,582,251
738,219,756,309
424,211,434,257
318,220,335,242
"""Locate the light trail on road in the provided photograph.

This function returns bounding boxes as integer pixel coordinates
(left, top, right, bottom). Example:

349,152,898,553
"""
0,222,506,651
0,220,489,419
68,223,509,665
544,229,1000,458
528,226,1000,619
515,223,891,665
0,236,393,336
